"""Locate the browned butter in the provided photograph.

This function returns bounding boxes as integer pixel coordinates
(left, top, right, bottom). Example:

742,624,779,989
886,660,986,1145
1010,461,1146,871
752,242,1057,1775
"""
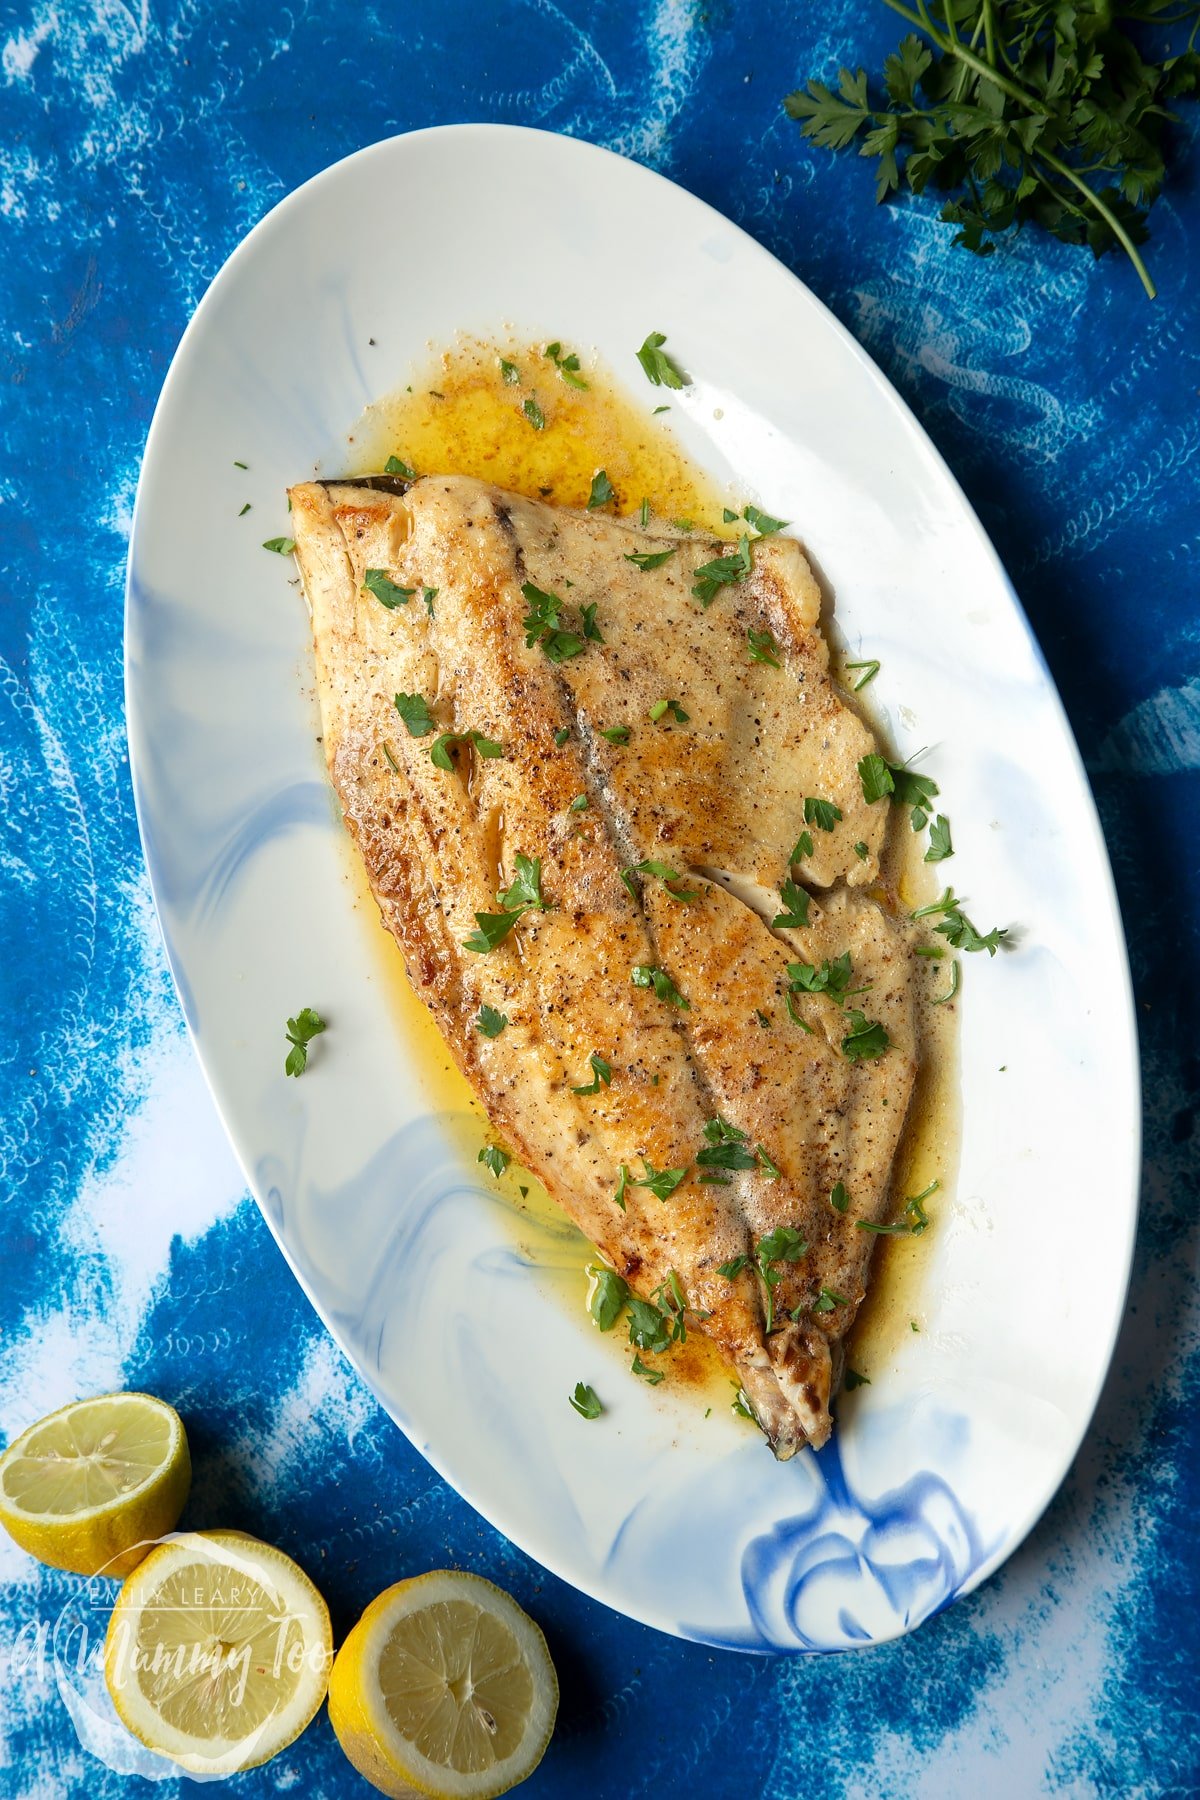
337,335,959,1424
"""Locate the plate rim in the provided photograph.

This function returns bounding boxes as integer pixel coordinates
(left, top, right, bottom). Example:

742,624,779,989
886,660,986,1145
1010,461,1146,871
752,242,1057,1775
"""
124,120,1142,1652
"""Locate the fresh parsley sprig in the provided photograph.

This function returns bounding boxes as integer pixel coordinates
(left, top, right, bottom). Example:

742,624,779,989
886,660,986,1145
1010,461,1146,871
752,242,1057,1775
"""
284,1008,326,1077
464,854,549,953
784,4,1200,299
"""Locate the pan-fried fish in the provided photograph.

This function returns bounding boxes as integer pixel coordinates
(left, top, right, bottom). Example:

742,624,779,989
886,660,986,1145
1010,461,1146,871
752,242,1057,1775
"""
289,474,919,1455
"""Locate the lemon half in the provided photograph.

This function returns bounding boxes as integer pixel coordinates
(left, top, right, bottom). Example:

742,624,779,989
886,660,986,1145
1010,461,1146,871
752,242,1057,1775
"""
329,1571,558,1799
0,1391,191,1576
104,1528,332,1774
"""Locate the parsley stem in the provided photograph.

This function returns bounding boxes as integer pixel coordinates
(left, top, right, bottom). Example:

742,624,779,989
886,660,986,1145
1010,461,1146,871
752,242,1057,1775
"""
880,0,1157,298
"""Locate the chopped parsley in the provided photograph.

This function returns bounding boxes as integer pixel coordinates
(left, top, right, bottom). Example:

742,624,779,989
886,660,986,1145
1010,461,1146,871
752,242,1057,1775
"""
571,1052,613,1096
423,586,438,614
381,743,401,772
635,330,686,389
238,502,250,516
384,454,416,479
696,1117,758,1173
568,793,589,813
478,1144,510,1178
499,358,520,384
262,536,296,555
854,841,869,860
625,547,677,571
692,534,751,607
804,795,843,833
284,1007,326,1078
614,1164,631,1211
933,961,961,1005
790,830,814,862
520,582,585,662
463,910,525,953
599,725,631,745
747,626,782,667
627,1295,672,1353
581,602,604,643
926,815,954,862
464,854,548,953
731,1386,758,1421
553,726,571,747
755,1009,771,1028
523,396,546,430
625,859,700,903
845,658,880,690
569,1382,603,1419
742,502,789,536
787,952,853,999
474,1004,509,1039
914,887,1008,955
841,1010,890,1062
588,1266,629,1331
394,691,437,736
587,469,616,509
630,964,689,1009
813,1287,845,1314
857,1180,938,1237
649,697,689,724
363,568,416,608
233,459,248,469
844,1368,870,1391
857,752,939,826
545,341,588,389
755,1226,809,1334
772,879,811,930
632,1160,688,1202
631,1353,665,1385
640,497,650,527
429,729,504,771
830,1180,849,1214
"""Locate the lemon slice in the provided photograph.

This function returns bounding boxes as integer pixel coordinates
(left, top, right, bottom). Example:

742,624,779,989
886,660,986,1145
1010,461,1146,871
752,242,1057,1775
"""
0,1391,191,1576
104,1528,332,1774
329,1571,558,1799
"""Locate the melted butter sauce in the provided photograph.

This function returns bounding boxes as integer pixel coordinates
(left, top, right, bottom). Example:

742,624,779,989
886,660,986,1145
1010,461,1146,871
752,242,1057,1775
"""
337,335,958,1425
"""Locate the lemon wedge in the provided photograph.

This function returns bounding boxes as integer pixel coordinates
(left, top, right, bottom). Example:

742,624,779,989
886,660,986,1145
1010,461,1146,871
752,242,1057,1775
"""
328,1571,558,1798
104,1528,332,1774
0,1391,191,1576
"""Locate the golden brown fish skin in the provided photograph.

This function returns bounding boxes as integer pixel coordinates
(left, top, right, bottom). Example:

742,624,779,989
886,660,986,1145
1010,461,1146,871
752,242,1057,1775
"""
290,474,920,1455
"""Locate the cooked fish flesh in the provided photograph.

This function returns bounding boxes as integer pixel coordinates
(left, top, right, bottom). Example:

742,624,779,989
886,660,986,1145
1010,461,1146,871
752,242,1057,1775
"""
289,474,919,1456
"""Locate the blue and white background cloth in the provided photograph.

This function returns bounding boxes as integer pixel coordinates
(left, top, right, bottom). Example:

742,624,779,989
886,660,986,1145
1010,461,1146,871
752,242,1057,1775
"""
2,3,1198,1794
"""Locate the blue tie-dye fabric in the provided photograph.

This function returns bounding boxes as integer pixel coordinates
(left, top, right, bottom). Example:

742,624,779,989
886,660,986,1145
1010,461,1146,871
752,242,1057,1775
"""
2,3,1198,1793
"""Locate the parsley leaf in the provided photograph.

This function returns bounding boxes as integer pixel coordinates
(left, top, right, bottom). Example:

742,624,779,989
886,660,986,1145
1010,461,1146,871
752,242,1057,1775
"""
916,888,1007,955
813,1287,845,1314
843,1368,870,1391
478,1144,511,1178
523,397,546,430
772,879,811,930
742,503,789,536
474,1004,509,1038
571,1052,613,1096
614,1164,631,1211
627,1295,672,1353
858,752,939,815
423,586,438,614
631,1353,665,1385
520,582,585,663
790,830,814,862
858,753,895,804
588,1266,629,1332
394,692,436,737
755,1226,808,1334
569,1382,603,1419
587,469,616,509
545,341,588,389
830,1180,849,1214
463,909,525,954
649,698,689,724
857,1180,938,1237
635,330,687,389
364,569,416,609
626,859,700,903
630,964,689,1009
384,454,417,479
553,726,571,748
497,853,549,914
787,952,853,998
262,536,295,555
632,1160,688,1202
717,1254,750,1279
499,358,520,385
854,841,869,861
747,626,782,667
841,1009,890,1062
599,725,630,745
626,547,677,571
804,795,843,833
568,793,588,813
926,814,953,862
429,729,504,771
284,1007,326,1077
581,602,604,643
692,535,751,607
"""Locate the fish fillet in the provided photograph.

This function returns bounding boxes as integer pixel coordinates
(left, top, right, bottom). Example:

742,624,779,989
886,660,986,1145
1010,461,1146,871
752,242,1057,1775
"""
290,474,919,1456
